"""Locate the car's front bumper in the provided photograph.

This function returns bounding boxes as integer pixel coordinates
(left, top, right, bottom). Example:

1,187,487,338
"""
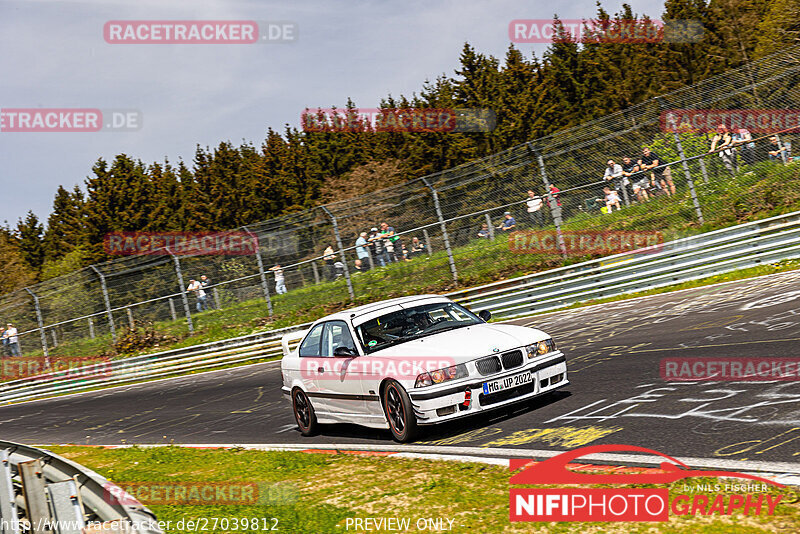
407,351,567,425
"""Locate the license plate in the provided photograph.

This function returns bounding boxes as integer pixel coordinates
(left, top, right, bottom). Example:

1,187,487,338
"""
482,371,532,395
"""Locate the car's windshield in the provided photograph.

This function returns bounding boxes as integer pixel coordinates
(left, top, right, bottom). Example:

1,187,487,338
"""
355,301,481,353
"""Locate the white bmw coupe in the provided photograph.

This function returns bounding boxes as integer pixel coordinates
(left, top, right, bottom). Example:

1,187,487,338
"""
280,295,567,442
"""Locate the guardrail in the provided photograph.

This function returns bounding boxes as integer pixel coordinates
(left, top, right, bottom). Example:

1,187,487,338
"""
0,440,161,534
2,210,800,406
448,209,800,318
0,324,310,406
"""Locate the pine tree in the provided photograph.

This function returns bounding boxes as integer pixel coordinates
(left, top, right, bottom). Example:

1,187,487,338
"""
16,211,45,272
43,185,85,262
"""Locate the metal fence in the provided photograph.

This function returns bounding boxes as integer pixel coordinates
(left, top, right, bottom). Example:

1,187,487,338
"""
1,44,799,357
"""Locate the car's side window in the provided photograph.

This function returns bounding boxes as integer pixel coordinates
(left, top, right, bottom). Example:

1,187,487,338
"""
320,321,357,357
298,323,325,357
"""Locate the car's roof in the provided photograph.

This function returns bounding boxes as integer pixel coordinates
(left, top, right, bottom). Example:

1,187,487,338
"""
321,294,451,322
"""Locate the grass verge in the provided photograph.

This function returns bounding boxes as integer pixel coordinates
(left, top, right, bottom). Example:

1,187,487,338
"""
48,445,800,533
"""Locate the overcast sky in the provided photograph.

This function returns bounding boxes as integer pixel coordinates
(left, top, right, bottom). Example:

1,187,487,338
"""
0,0,665,227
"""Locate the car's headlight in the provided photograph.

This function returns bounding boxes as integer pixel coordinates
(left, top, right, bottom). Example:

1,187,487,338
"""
525,338,557,358
415,364,468,388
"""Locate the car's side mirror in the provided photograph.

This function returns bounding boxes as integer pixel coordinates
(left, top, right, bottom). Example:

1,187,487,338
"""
333,346,357,358
478,310,492,322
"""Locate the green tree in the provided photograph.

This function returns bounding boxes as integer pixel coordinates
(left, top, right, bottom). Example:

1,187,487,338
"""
16,211,44,272
43,185,85,262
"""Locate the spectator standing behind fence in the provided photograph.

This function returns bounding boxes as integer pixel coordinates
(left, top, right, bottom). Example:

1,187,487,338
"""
603,159,623,192
497,212,516,232
768,136,787,161
709,125,736,173
368,227,386,267
270,264,287,294
323,245,336,280
380,222,399,262
400,243,412,262
187,279,207,312
639,147,674,197
355,232,370,270
409,236,426,257
477,223,490,239
199,275,212,309
548,184,561,207
4,324,20,357
734,127,755,165
621,156,646,202
526,190,544,227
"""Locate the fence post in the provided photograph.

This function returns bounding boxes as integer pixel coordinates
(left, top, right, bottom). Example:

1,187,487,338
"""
213,287,220,310
24,287,48,360
51,329,58,348
126,308,134,329
90,265,115,341
620,179,631,206
527,144,567,258
659,98,705,225
244,226,273,316
673,132,705,224
170,253,194,334
88,316,95,339
485,212,495,239
168,298,177,321
422,228,432,256
422,178,458,284
698,156,709,184
311,261,320,284
321,206,355,301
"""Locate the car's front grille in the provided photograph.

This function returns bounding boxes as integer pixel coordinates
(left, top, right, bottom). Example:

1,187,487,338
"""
501,350,523,370
476,356,501,376
479,381,537,406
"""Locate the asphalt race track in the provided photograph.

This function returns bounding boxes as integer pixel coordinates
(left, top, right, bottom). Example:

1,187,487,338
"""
3,270,800,466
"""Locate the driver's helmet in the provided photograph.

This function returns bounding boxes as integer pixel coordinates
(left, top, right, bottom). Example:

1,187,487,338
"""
407,310,430,327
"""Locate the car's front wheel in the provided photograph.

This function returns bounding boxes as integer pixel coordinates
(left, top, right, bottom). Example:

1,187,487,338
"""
383,380,418,442
292,388,318,436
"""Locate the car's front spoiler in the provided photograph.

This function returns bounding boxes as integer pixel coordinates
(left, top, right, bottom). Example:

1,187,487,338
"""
408,353,565,402
409,352,567,425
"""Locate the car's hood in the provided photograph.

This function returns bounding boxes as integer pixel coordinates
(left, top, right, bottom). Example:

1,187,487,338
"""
370,323,550,362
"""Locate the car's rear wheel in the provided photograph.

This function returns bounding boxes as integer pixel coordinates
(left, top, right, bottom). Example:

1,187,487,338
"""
383,380,418,442
292,388,318,436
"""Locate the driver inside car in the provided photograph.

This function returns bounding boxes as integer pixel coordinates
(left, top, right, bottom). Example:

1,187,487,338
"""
403,310,431,334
